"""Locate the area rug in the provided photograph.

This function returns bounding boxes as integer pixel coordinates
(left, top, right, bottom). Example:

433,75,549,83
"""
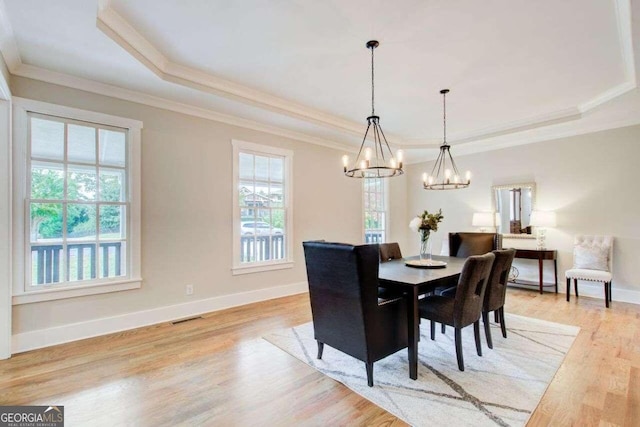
264,313,579,427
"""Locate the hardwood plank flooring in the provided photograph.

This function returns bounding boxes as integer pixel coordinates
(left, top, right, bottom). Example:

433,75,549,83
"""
0,289,639,426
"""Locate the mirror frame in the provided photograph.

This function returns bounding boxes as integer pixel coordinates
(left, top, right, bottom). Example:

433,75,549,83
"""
492,182,536,239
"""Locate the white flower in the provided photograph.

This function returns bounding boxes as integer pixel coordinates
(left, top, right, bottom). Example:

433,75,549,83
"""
409,217,422,233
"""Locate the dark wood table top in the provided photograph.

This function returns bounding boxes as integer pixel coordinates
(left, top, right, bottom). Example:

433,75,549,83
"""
378,255,466,287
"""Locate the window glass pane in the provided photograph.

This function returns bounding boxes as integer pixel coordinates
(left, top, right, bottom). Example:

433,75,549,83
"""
67,204,96,241
67,243,96,282
30,203,63,242
270,157,283,182
31,162,64,200
31,117,64,160
271,209,285,234
99,129,126,167
99,168,125,202
239,181,254,207
31,246,63,286
68,124,96,164
100,241,126,278
255,156,269,181
239,153,254,180
100,205,125,239
269,183,283,207
68,165,97,201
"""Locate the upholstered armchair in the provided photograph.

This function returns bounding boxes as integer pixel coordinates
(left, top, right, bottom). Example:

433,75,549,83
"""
565,235,614,308
302,241,408,386
449,232,501,258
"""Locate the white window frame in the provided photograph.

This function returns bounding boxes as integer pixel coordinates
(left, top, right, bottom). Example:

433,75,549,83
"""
363,177,389,243
232,139,293,275
11,98,143,304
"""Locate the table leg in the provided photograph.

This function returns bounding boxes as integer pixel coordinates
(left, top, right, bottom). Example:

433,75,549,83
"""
407,287,419,380
538,258,544,294
553,259,558,293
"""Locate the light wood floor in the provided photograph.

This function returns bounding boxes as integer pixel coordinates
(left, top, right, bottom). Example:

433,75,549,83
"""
1,289,639,426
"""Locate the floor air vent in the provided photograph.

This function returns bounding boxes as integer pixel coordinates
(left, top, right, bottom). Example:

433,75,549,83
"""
171,316,203,325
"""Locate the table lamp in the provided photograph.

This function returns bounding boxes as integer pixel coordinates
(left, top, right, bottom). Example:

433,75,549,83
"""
529,211,556,250
472,212,499,232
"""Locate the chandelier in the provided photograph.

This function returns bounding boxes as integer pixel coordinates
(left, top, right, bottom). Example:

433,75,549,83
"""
342,40,404,178
422,89,471,190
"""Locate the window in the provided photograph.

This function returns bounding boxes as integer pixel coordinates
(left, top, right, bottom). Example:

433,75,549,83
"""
12,98,142,303
232,140,293,275
364,178,387,243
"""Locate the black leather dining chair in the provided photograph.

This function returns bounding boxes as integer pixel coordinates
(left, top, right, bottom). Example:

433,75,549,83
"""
379,242,403,262
481,249,516,348
418,252,495,371
302,241,408,386
449,232,501,258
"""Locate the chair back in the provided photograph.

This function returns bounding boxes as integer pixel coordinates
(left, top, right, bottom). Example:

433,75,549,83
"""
379,242,402,262
449,232,500,258
302,241,380,360
452,252,495,328
573,235,614,272
484,249,517,312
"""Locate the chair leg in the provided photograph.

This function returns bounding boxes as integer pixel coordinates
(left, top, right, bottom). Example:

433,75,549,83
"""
609,282,613,302
317,341,324,359
430,320,436,340
605,282,610,308
499,307,507,338
455,328,464,371
474,321,482,357
494,311,499,323
365,362,374,387
566,277,571,302
441,323,446,334
574,278,579,297
482,311,493,349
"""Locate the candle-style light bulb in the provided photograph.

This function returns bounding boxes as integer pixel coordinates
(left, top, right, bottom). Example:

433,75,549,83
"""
364,147,372,161
445,169,452,183
342,155,349,173
422,172,427,183
465,170,471,183
360,160,367,170
453,174,459,184
396,149,404,169
428,176,434,185
390,158,397,168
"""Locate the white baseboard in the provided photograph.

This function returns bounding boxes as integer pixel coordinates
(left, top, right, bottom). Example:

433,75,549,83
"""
564,280,640,305
12,282,308,354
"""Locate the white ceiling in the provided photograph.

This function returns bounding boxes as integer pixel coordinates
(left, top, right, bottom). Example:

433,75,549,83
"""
1,0,640,162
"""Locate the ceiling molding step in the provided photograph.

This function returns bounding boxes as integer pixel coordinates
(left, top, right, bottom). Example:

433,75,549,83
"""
578,81,636,113
399,106,582,149
95,3,376,140
13,63,353,153
0,0,21,73
614,0,636,83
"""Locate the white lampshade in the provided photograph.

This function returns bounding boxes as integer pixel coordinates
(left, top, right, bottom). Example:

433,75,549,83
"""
472,212,499,227
530,211,557,227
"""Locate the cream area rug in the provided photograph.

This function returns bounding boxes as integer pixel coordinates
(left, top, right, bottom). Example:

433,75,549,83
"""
264,313,579,427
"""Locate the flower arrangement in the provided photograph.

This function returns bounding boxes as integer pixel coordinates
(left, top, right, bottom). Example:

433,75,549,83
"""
409,209,444,260
409,209,444,234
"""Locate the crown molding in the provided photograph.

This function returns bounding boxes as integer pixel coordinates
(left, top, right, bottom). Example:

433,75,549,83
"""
95,2,373,140
12,63,353,153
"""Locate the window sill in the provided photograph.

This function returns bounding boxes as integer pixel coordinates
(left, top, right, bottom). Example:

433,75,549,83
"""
12,278,142,305
232,261,294,276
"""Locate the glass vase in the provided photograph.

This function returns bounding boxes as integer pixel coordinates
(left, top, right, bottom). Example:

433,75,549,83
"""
419,229,432,262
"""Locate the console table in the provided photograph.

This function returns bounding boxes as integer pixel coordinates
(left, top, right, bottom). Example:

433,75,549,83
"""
512,249,558,294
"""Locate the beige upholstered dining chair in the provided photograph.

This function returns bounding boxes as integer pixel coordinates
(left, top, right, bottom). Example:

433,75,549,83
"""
565,235,614,308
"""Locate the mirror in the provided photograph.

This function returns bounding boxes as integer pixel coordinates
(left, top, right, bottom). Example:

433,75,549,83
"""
492,182,536,238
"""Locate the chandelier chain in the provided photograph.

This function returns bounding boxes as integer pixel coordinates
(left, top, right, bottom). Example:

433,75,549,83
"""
443,90,447,144
371,44,375,116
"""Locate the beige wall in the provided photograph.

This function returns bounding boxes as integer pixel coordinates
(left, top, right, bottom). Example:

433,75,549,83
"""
10,76,366,333
398,126,640,299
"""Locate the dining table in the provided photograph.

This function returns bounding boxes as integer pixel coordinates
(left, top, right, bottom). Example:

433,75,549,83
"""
378,255,466,380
